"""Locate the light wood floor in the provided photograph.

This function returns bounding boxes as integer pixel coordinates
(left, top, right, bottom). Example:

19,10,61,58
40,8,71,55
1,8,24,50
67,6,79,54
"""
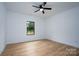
1,39,79,56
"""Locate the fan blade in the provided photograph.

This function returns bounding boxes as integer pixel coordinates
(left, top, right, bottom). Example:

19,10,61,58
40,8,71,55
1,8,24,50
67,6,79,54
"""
32,5,39,8
44,8,52,10
34,9,40,12
42,11,45,14
43,2,47,6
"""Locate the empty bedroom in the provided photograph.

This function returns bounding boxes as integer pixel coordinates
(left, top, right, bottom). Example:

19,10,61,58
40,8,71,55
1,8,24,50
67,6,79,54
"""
0,2,79,56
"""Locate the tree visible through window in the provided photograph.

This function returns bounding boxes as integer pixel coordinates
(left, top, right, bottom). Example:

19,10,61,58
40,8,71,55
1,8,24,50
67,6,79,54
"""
26,21,35,35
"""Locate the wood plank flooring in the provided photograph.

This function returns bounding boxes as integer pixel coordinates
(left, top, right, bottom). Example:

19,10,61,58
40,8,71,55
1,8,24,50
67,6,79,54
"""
1,39,79,56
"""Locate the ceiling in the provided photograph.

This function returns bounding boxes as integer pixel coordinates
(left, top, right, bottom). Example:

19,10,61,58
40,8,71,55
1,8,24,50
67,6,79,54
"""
4,2,79,19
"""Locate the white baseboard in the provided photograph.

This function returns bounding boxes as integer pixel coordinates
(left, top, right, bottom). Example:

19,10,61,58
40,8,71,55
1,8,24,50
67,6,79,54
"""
49,39,79,48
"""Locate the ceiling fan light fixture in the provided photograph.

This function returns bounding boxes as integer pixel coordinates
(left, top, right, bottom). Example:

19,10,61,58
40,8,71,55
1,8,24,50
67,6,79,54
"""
32,2,52,14
40,8,43,11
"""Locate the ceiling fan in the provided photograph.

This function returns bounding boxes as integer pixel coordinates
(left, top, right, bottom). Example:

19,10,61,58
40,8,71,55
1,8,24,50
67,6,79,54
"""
32,2,52,14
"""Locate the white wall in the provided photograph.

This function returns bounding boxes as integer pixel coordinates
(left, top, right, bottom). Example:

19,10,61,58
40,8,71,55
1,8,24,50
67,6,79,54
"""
6,11,45,44
0,3,6,54
45,7,79,48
